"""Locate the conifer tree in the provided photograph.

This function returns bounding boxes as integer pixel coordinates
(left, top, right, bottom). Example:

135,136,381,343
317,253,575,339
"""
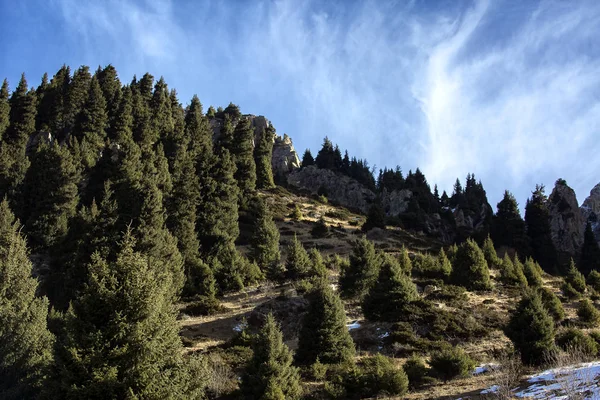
0,74,35,201
523,257,543,287
524,185,557,272
64,66,91,138
450,238,492,291
399,246,413,275
149,77,172,143
51,230,205,399
168,142,215,298
206,105,216,118
296,283,355,365
42,65,71,136
500,253,527,286
0,79,9,140
577,298,600,327
538,287,565,322
302,149,314,167
95,64,121,129
74,75,107,168
255,126,275,189
506,290,555,365
240,314,302,400
491,190,530,255
339,236,381,299
250,197,282,281
482,235,500,268
308,248,328,279
231,116,257,199
580,221,600,275
0,199,53,399
362,202,386,231
21,141,79,251
185,95,213,159
564,259,586,296
113,85,134,143
434,248,451,278
285,233,311,281
363,254,418,322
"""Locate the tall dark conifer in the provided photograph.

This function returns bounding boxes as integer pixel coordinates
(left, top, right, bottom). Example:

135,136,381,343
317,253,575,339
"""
0,79,10,140
231,116,257,199
524,185,558,273
255,126,275,189
580,221,600,275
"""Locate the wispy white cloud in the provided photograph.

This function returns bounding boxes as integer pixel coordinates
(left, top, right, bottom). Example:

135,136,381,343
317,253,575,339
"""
47,0,600,207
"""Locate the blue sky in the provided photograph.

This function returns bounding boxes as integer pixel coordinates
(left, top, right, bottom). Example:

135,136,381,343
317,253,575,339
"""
1,0,600,210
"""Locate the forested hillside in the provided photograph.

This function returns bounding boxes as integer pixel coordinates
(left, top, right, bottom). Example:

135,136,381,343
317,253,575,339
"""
2,65,600,399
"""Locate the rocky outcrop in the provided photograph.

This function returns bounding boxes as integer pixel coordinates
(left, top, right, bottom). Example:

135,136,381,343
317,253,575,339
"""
209,114,300,177
381,188,412,216
26,131,53,155
581,183,600,246
272,134,300,175
287,165,376,212
453,203,492,232
548,180,584,256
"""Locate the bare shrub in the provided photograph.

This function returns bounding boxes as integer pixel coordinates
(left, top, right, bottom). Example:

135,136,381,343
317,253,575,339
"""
489,352,524,400
543,345,597,400
204,352,238,398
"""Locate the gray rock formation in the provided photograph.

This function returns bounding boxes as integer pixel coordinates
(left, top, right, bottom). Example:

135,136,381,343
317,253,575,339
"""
287,165,376,212
581,182,600,246
548,180,584,256
381,188,412,216
209,114,300,177
26,131,53,155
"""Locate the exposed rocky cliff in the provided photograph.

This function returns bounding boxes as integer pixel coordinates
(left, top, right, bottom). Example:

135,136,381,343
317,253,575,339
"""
287,165,376,212
581,183,600,246
548,180,584,256
209,114,300,177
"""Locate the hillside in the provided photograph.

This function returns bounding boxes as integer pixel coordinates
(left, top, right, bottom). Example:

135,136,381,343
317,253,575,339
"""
2,65,600,400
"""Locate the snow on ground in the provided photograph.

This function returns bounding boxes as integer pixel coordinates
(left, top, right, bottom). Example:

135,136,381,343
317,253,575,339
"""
346,321,361,330
473,364,499,375
481,361,600,399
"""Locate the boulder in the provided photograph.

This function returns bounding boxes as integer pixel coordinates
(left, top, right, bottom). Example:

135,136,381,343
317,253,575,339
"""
548,180,584,256
272,134,300,175
581,182,600,246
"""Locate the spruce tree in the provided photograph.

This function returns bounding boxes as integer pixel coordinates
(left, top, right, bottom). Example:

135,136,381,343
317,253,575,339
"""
231,116,257,199
580,221,600,275
95,64,121,131
168,142,215,298
51,230,205,399
450,238,492,291
285,233,311,281
296,283,355,365
0,199,53,399
185,95,213,159
308,248,328,279
250,197,282,281
524,185,557,273
43,65,71,136
0,74,35,201
240,314,302,400
577,298,600,327
523,257,543,287
500,253,527,286
399,246,413,275
73,75,107,168
301,149,314,167
538,287,565,322
362,254,418,322
564,259,586,295
339,236,381,299
362,202,386,231
506,290,555,365
64,66,92,137
0,79,9,140
21,141,79,251
255,126,275,189
482,235,500,268
491,190,530,256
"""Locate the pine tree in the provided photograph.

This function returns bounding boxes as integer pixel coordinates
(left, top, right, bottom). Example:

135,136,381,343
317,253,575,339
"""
0,79,9,140
255,126,275,189
523,257,543,287
64,66,92,139
113,85,134,143
482,235,500,268
525,185,557,273
250,197,282,281
500,253,527,286
0,200,53,399
184,95,213,159
73,75,107,168
95,64,121,131
538,287,565,322
296,283,355,365
506,290,555,365
240,314,302,400
437,248,452,278
577,298,600,327
149,77,172,143
315,137,336,170
0,74,35,201
231,116,257,199
43,65,71,136
362,202,386,231
450,238,492,291
168,142,215,298
302,149,314,167
564,259,586,296
398,246,413,275
308,248,328,279
21,141,79,251
363,254,418,322
491,190,530,255
580,221,600,275
51,230,205,399
339,236,381,299
285,233,311,281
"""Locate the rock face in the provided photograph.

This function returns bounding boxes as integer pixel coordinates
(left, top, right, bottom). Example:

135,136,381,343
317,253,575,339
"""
26,131,53,155
272,134,300,175
381,188,412,216
453,203,492,232
581,183,600,246
209,114,300,177
548,180,584,256
287,165,376,213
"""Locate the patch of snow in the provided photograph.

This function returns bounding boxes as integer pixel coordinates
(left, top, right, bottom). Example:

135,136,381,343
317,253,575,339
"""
233,322,246,332
473,363,499,375
379,331,390,339
346,321,361,330
482,361,600,399
481,385,499,394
